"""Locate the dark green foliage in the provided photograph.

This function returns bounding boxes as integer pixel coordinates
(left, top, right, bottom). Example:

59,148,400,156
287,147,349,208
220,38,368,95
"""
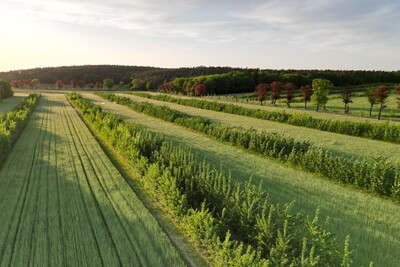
132,92,400,144
68,93,351,266
0,93,41,165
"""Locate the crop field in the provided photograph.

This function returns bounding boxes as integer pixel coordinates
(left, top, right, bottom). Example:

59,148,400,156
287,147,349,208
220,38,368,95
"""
0,94,187,266
120,93,400,162
0,92,28,116
83,92,400,267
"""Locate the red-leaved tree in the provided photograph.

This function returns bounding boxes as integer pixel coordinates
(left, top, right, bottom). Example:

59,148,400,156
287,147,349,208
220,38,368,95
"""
55,80,63,90
194,83,206,96
341,84,354,115
157,82,173,93
255,83,269,105
10,80,20,88
70,79,79,90
374,85,390,120
284,82,296,108
300,85,313,109
270,81,283,106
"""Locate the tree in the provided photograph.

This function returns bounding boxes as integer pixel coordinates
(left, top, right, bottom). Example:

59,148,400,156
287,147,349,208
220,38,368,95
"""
31,78,40,89
0,80,13,99
311,79,332,112
300,85,313,109
70,79,79,90
55,80,63,90
78,80,85,89
194,83,206,96
185,82,193,96
158,81,173,93
284,82,296,108
374,85,390,120
270,81,283,106
396,86,400,109
10,80,20,88
95,82,103,90
103,79,114,89
366,89,376,117
341,84,354,115
255,83,269,105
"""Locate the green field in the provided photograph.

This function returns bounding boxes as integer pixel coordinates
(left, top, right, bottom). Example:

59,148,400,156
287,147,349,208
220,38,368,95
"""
0,94,187,266
83,92,400,267
121,93,400,163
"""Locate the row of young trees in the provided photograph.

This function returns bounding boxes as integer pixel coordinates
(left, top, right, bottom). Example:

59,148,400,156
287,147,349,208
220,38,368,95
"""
100,93,400,200
68,93,353,266
255,79,400,118
132,92,400,143
0,93,41,166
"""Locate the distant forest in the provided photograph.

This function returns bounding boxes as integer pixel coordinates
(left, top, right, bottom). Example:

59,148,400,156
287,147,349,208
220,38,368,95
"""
1,65,399,92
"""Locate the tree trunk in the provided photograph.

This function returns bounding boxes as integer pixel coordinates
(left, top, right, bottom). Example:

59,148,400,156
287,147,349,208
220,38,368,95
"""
378,104,382,120
369,104,373,117
316,104,319,112
304,101,307,110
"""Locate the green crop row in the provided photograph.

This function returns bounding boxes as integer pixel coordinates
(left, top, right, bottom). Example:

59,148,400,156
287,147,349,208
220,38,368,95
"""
98,93,400,201
0,93,40,165
69,93,353,266
131,92,400,143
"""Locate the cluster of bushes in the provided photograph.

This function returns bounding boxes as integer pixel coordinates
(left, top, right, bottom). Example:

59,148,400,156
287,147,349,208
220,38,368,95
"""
0,80,14,100
99,93,400,200
69,93,352,266
0,93,41,165
132,92,400,143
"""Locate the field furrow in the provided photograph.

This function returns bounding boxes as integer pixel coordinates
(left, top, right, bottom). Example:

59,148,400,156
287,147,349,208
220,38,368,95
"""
0,94,187,266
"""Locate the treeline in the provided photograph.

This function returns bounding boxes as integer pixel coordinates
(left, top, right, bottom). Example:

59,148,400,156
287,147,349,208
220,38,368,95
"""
155,70,400,95
98,93,400,200
1,65,399,92
133,93,400,143
0,80,14,100
69,93,353,266
0,65,239,87
0,93,41,166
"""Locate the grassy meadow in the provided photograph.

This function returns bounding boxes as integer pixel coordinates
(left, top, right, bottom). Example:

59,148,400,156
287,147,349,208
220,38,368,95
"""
83,92,400,267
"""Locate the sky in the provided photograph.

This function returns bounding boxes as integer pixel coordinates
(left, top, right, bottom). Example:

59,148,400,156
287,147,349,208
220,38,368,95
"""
0,0,399,72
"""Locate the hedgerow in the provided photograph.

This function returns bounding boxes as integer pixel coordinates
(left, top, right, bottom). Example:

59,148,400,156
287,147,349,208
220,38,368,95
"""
98,93,400,200
0,93,41,165
131,92,400,143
